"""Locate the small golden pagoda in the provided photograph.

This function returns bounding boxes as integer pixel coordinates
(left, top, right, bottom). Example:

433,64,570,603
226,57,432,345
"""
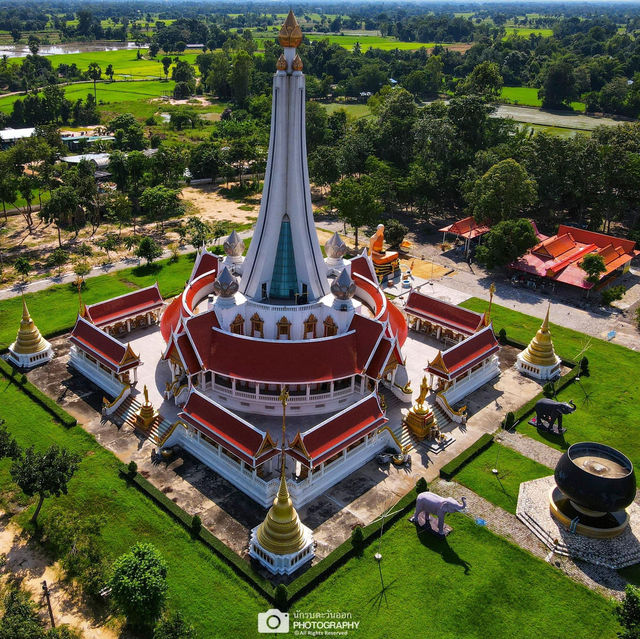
404,376,439,441
516,304,561,381
135,385,158,430
249,387,314,574
8,296,53,369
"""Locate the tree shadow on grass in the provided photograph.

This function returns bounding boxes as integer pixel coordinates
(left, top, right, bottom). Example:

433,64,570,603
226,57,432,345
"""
131,262,162,278
416,529,471,575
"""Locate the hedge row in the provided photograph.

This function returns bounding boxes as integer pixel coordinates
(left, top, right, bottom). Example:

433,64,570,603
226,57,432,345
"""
0,358,77,427
286,487,417,605
439,433,494,480
118,468,275,601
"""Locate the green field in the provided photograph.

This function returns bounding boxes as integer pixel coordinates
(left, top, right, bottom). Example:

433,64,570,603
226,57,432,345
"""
323,102,371,118
0,376,619,638
256,33,434,51
461,298,640,473
500,86,586,112
504,27,554,38
454,443,551,514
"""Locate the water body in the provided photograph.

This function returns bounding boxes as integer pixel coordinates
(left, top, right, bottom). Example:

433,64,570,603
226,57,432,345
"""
1,41,138,59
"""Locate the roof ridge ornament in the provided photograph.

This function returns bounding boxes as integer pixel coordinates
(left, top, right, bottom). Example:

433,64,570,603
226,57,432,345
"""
279,10,303,48
276,53,287,71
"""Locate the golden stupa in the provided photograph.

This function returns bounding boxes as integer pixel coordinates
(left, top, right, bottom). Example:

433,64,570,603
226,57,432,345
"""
279,10,303,48
135,385,158,429
8,296,53,368
516,304,561,380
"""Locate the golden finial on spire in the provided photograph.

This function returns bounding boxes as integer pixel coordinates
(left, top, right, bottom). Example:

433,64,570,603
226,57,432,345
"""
520,303,559,367
485,282,496,326
292,53,303,71
276,53,287,71
279,10,303,48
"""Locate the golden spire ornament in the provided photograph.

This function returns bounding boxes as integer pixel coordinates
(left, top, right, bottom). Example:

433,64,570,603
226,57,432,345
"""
8,295,54,368
276,53,287,71
516,303,562,380
278,10,303,48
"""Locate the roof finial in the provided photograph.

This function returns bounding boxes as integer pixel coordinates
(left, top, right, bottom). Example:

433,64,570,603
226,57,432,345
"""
279,10,302,48
542,303,550,330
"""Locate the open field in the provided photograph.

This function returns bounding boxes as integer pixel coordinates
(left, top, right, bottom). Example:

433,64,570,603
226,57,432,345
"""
461,298,640,473
504,27,554,38
500,86,586,112
454,443,551,514
0,375,619,638
323,102,371,118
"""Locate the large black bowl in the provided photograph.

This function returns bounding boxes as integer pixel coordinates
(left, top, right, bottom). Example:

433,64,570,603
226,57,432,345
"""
554,442,636,513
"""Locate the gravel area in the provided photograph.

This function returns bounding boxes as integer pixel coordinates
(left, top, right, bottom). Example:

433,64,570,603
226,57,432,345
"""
433,478,627,599
495,430,563,469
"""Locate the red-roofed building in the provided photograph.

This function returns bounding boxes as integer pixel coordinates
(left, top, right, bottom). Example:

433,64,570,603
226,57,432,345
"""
405,290,486,343
511,225,639,290
69,316,140,395
84,283,164,335
426,324,500,404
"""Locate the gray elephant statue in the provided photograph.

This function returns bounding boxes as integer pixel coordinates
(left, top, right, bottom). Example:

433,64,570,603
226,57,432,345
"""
534,398,576,434
410,491,467,536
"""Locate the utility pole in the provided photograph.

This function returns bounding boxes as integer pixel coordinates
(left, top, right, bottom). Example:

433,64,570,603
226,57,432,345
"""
42,580,55,628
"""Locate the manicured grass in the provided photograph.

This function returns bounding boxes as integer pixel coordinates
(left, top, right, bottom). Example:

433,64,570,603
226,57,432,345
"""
455,443,551,514
500,86,586,112
503,27,554,38
323,103,371,118
0,376,266,637
0,254,196,350
461,298,640,472
295,513,618,638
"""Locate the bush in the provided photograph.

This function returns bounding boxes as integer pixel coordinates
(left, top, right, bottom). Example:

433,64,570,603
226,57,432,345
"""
274,584,288,611
350,525,364,556
579,356,589,377
440,434,494,480
145,115,157,126
127,460,138,476
542,382,555,398
191,514,202,535
498,327,507,344
601,285,626,306
153,611,197,639
384,219,408,248
415,477,428,494
616,584,640,639
136,236,163,264
14,256,32,280
503,411,515,430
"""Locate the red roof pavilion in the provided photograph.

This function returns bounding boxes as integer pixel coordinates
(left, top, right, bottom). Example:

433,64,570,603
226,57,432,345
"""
84,283,164,327
405,291,486,336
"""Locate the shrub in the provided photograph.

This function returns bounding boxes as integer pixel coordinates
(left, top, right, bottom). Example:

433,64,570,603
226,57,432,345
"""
579,356,589,377
136,236,163,264
503,411,515,430
350,525,364,556
145,115,157,126
191,514,202,535
616,584,640,639
542,382,555,398
601,285,626,306
14,256,32,280
154,611,196,639
415,477,428,494
127,460,138,476
384,219,408,248
274,584,288,611
498,327,507,344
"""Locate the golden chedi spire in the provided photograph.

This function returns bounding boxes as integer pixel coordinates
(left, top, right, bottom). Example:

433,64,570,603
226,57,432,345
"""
12,296,49,355
279,10,303,48
292,53,303,71
276,53,287,71
255,387,307,555
520,304,559,367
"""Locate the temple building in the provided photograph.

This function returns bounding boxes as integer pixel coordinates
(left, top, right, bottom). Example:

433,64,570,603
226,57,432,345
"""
7,297,53,368
516,305,561,381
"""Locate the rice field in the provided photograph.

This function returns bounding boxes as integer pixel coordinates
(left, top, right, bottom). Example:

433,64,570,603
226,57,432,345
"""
503,27,554,38
500,86,586,112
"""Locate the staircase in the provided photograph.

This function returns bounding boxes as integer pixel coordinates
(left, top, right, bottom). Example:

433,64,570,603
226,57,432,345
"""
109,396,175,446
384,392,454,454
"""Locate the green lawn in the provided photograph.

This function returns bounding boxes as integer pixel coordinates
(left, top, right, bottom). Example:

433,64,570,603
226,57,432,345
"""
0,254,196,350
500,86,586,112
295,513,618,639
461,298,640,471
503,27,554,38
0,374,266,637
454,443,551,514
323,102,371,118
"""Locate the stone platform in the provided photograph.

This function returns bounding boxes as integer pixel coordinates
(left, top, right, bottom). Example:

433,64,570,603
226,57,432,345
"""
517,476,640,569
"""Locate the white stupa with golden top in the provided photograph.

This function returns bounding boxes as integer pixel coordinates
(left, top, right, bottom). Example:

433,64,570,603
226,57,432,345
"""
7,296,53,368
249,388,314,574
516,304,561,381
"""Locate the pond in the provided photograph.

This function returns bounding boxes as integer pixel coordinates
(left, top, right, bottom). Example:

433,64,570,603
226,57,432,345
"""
2,41,139,58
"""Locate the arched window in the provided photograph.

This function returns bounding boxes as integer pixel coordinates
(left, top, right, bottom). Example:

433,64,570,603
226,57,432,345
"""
323,316,337,337
251,313,264,338
230,314,244,335
277,316,291,340
303,314,317,339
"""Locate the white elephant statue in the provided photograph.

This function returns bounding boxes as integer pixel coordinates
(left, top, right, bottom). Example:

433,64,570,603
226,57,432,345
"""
410,491,467,535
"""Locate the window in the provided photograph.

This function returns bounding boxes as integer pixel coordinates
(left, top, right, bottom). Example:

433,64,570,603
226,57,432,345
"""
277,316,291,340
230,314,244,335
324,316,337,337
250,313,264,338
303,314,317,339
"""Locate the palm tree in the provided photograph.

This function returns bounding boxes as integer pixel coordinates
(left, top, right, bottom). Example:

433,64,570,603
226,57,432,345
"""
87,62,101,101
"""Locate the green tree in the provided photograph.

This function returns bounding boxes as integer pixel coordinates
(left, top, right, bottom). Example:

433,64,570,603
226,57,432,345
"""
40,186,79,247
617,584,640,639
140,185,181,230
46,247,69,275
475,218,538,269
161,56,172,81
308,146,341,192
105,64,114,82
109,543,168,630
539,60,578,109
153,611,197,639
0,171,18,222
107,113,146,151
466,159,537,224
136,236,162,263
189,142,221,181
14,256,32,281
461,61,504,98
230,50,253,106
87,62,101,101
10,445,80,524
186,216,211,247
104,191,131,235
0,420,20,460
580,253,607,284
384,219,408,247
0,587,45,639
330,176,382,250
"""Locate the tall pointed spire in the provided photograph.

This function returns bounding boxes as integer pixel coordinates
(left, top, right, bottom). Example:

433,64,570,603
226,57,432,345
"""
516,303,561,380
8,295,53,368
279,10,303,48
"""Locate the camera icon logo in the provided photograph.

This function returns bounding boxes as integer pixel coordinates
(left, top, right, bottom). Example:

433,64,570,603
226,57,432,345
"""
258,608,290,634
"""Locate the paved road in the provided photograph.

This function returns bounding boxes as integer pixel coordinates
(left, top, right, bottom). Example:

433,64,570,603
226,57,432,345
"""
494,104,624,131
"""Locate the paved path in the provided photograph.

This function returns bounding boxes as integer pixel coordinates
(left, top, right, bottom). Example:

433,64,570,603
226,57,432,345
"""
494,104,624,130
433,479,627,599
495,429,563,469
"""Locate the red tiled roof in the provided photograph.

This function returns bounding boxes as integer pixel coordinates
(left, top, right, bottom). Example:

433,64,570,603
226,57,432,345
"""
70,316,139,372
349,313,385,372
294,395,387,466
176,333,201,375
85,284,163,327
365,337,393,379
350,254,377,282
405,291,485,335
532,233,577,259
190,252,219,282
179,391,275,465
558,225,637,254
427,325,499,381
439,216,490,239
160,296,182,342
